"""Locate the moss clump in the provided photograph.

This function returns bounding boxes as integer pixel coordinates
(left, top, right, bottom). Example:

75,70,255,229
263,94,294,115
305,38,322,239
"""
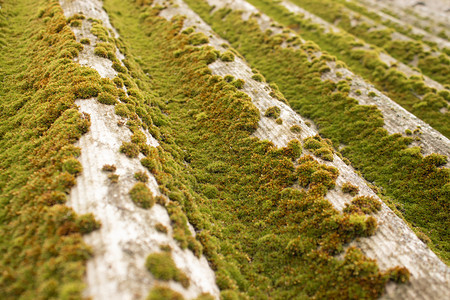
129,182,155,208
74,81,102,99
80,38,90,45
342,182,359,196
112,61,127,73
145,252,189,288
147,285,184,300
120,141,140,158
134,171,149,182
62,157,83,176
251,73,264,82
220,50,235,62
303,135,334,161
344,195,382,215
264,106,281,118
94,45,108,58
97,92,117,105
188,32,209,45
155,223,168,234
283,139,302,160
102,164,117,172
224,74,234,82
290,124,302,133
76,213,101,234
108,173,119,183
232,79,245,89
114,103,130,118
387,266,410,283
296,155,338,190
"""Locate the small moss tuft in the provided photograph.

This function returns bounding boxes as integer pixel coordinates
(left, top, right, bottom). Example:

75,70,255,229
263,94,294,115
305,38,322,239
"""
147,285,184,300
134,171,149,183
290,124,302,133
303,135,334,161
102,164,117,172
188,32,209,45
387,266,410,283
220,50,235,62
145,252,189,288
97,92,117,105
120,142,140,158
232,79,245,89
251,74,264,82
80,38,90,45
342,182,359,196
130,182,155,208
264,106,281,119
62,158,83,176
112,62,127,73
344,195,381,215
108,174,119,183
76,213,101,234
155,223,168,234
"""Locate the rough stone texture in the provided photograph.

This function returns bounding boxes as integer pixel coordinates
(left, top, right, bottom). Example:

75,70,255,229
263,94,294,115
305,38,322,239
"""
172,0,449,298
357,0,450,39
60,0,219,299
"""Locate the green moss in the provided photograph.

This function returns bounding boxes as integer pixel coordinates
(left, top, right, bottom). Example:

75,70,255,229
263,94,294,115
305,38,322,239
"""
134,171,149,182
155,223,168,234
188,32,209,46
224,74,234,82
76,213,101,234
129,182,155,208
112,61,127,73
94,45,108,58
80,38,90,45
145,252,189,288
341,182,359,196
283,139,302,160
387,266,410,284
264,106,281,118
251,73,264,82
0,1,100,297
368,91,377,97
108,173,119,183
102,164,117,172
62,157,82,175
290,124,302,133
147,285,184,300
220,50,235,62
100,1,412,297
304,135,334,161
232,79,245,89
114,103,131,117
120,141,139,158
97,92,117,105
343,196,381,215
